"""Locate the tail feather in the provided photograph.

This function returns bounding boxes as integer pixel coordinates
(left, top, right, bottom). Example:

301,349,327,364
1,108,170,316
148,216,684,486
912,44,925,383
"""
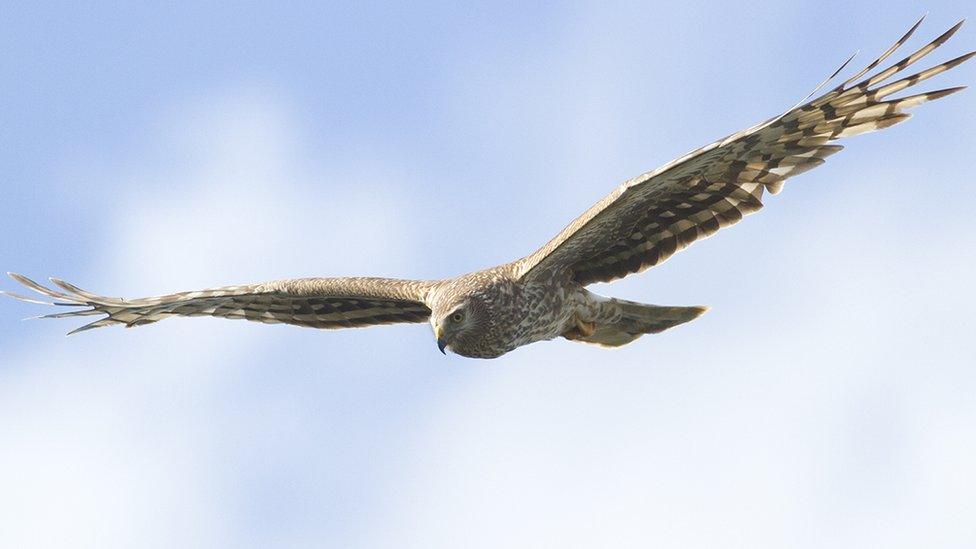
569,299,708,348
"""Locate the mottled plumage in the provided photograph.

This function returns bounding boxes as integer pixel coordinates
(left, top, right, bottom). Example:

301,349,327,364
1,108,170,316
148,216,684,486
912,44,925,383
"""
4,18,972,358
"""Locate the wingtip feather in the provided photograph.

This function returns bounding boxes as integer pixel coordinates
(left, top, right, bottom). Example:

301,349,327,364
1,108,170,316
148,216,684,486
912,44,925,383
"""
49,277,76,294
8,272,34,285
1,290,58,306
66,319,111,336
925,85,968,101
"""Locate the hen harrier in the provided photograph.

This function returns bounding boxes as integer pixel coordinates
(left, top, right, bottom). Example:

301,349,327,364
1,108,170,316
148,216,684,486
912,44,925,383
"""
4,18,973,358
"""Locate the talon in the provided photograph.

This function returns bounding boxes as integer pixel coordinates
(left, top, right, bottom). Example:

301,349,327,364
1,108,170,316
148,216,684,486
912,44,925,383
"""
574,314,596,337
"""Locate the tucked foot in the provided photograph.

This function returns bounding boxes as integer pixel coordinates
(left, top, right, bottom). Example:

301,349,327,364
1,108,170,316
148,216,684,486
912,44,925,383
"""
562,314,596,340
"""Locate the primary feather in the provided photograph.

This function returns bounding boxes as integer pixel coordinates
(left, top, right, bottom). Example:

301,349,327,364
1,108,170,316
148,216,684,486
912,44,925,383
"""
3,274,434,335
518,17,972,286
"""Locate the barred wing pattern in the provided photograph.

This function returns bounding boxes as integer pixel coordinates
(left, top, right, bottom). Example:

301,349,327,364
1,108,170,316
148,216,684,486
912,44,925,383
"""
2,273,435,335
518,18,974,286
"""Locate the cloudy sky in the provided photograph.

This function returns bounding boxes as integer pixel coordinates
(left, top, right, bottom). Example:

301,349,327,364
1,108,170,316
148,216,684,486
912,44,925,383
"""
2,2,974,548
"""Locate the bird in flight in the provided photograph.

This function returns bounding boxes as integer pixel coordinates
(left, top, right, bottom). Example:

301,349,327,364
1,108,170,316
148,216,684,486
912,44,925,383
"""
4,18,973,358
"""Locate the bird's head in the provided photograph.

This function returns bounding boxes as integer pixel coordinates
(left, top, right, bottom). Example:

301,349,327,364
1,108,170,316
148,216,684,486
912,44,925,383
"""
428,272,519,359
431,296,491,358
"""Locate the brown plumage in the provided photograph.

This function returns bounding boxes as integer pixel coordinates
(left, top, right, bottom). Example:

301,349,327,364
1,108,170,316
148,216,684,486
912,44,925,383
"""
4,17,972,358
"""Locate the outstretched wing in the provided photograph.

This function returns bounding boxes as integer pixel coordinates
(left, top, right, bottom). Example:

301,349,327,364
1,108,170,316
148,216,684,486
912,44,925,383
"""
518,18,973,286
2,273,436,335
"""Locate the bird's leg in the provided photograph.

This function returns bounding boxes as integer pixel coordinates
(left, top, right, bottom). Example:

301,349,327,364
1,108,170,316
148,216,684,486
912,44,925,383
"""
562,312,597,340
576,314,596,337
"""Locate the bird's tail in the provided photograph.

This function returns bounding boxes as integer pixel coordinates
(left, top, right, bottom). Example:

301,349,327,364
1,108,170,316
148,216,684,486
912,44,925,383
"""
565,298,708,348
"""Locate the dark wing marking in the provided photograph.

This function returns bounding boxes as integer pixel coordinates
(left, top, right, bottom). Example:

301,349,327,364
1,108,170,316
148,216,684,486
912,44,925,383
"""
518,18,973,286
3,273,436,335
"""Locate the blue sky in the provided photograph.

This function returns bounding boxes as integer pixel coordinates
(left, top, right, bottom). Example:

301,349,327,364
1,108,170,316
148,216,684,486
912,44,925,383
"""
2,2,975,548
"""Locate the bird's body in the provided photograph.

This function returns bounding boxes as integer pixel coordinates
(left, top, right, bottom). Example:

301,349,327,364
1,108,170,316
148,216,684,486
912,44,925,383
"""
428,264,561,358
424,265,705,357
4,17,973,358
425,264,577,358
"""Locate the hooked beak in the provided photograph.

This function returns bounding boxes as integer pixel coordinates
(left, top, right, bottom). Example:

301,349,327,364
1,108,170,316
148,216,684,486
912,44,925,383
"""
435,325,448,354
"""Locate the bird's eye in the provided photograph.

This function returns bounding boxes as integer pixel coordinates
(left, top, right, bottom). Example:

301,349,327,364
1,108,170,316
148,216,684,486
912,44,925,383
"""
451,312,465,323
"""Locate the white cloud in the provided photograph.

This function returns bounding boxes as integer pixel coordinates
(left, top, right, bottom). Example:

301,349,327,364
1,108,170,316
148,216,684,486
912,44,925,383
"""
0,86,432,549
367,166,976,548
4,8,975,548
